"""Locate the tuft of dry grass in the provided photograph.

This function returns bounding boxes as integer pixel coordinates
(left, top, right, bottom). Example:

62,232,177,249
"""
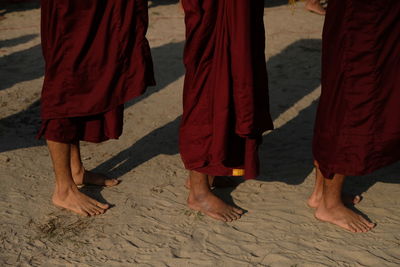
28,214,93,246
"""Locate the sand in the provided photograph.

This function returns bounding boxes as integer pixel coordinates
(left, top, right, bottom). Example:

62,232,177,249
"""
1,1,400,266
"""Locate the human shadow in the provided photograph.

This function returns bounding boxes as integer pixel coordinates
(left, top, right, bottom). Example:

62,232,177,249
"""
0,34,38,48
92,114,245,211
345,163,400,197
149,0,179,8
125,41,184,109
0,43,48,151
0,0,40,17
258,38,322,185
93,116,181,178
264,0,290,8
93,39,323,183
0,44,43,91
256,38,400,198
79,186,111,207
148,0,287,9
0,100,42,151
0,41,185,153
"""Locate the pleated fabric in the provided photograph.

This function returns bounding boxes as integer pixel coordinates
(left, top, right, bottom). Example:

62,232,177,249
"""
180,0,273,179
38,105,123,144
313,0,400,177
38,0,155,143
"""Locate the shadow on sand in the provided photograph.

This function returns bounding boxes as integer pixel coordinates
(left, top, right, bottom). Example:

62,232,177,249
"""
0,41,185,152
1,31,398,211
0,0,40,17
92,39,323,185
149,0,179,8
91,37,399,211
264,0,290,8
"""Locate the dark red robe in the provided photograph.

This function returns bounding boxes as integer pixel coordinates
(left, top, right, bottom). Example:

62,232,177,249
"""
38,0,155,143
313,0,400,178
179,0,273,179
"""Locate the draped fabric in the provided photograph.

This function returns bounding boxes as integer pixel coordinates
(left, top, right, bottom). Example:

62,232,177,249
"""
37,105,123,144
40,0,155,120
313,0,400,178
180,0,273,179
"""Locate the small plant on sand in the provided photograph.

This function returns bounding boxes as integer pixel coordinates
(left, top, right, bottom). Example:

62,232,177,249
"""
28,214,94,248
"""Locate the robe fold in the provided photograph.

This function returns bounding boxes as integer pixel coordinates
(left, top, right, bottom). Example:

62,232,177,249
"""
313,0,400,178
39,0,155,142
38,105,123,144
180,0,273,179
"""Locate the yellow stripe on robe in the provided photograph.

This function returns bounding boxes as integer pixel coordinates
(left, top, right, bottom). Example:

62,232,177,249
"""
232,169,245,176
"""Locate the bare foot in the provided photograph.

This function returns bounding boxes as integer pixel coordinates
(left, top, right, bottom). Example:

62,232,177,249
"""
188,191,244,222
308,193,362,208
73,169,119,187
315,203,375,233
52,185,110,216
305,0,326,15
187,171,243,222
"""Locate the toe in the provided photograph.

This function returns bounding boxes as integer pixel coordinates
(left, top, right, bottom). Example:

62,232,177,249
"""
226,212,238,221
347,223,358,233
358,222,370,233
367,220,376,228
233,207,244,215
95,201,109,209
77,209,89,217
84,205,98,216
105,179,119,187
223,214,233,222
92,205,105,214
367,222,376,229
88,208,100,216
353,222,366,233
80,207,93,216
359,216,374,228
353,195,361,204
229,210,241,220
209,212,227,222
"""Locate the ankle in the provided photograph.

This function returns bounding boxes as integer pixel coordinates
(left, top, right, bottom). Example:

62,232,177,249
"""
54,182,78,196
71,164,85,177
321,198,344,210
188,188,211,202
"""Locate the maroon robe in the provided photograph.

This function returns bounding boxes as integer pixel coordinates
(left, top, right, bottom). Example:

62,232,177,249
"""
38,0,155,143
180,0,273,179
313,0,400,178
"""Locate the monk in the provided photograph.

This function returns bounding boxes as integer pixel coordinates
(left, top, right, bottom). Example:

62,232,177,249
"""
180,0,273,222
310,0,399,232
38,0,155,216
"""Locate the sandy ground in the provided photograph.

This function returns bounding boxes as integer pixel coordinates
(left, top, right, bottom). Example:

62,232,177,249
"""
1,1,400,266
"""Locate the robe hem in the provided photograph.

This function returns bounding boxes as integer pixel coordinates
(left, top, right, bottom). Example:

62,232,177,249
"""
40,80,156,120
36,120,123,144
183,161,257,180
314,157,400,179
39,135,120,144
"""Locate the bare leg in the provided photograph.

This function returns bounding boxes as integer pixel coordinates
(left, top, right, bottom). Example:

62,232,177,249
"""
70,142,119,187
187,171,243,222
48,140,109,216
314,172,375,232
305,0,326,15
308,164,325,208
185,175,238,189
185,175,215,189
308,161,361,208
